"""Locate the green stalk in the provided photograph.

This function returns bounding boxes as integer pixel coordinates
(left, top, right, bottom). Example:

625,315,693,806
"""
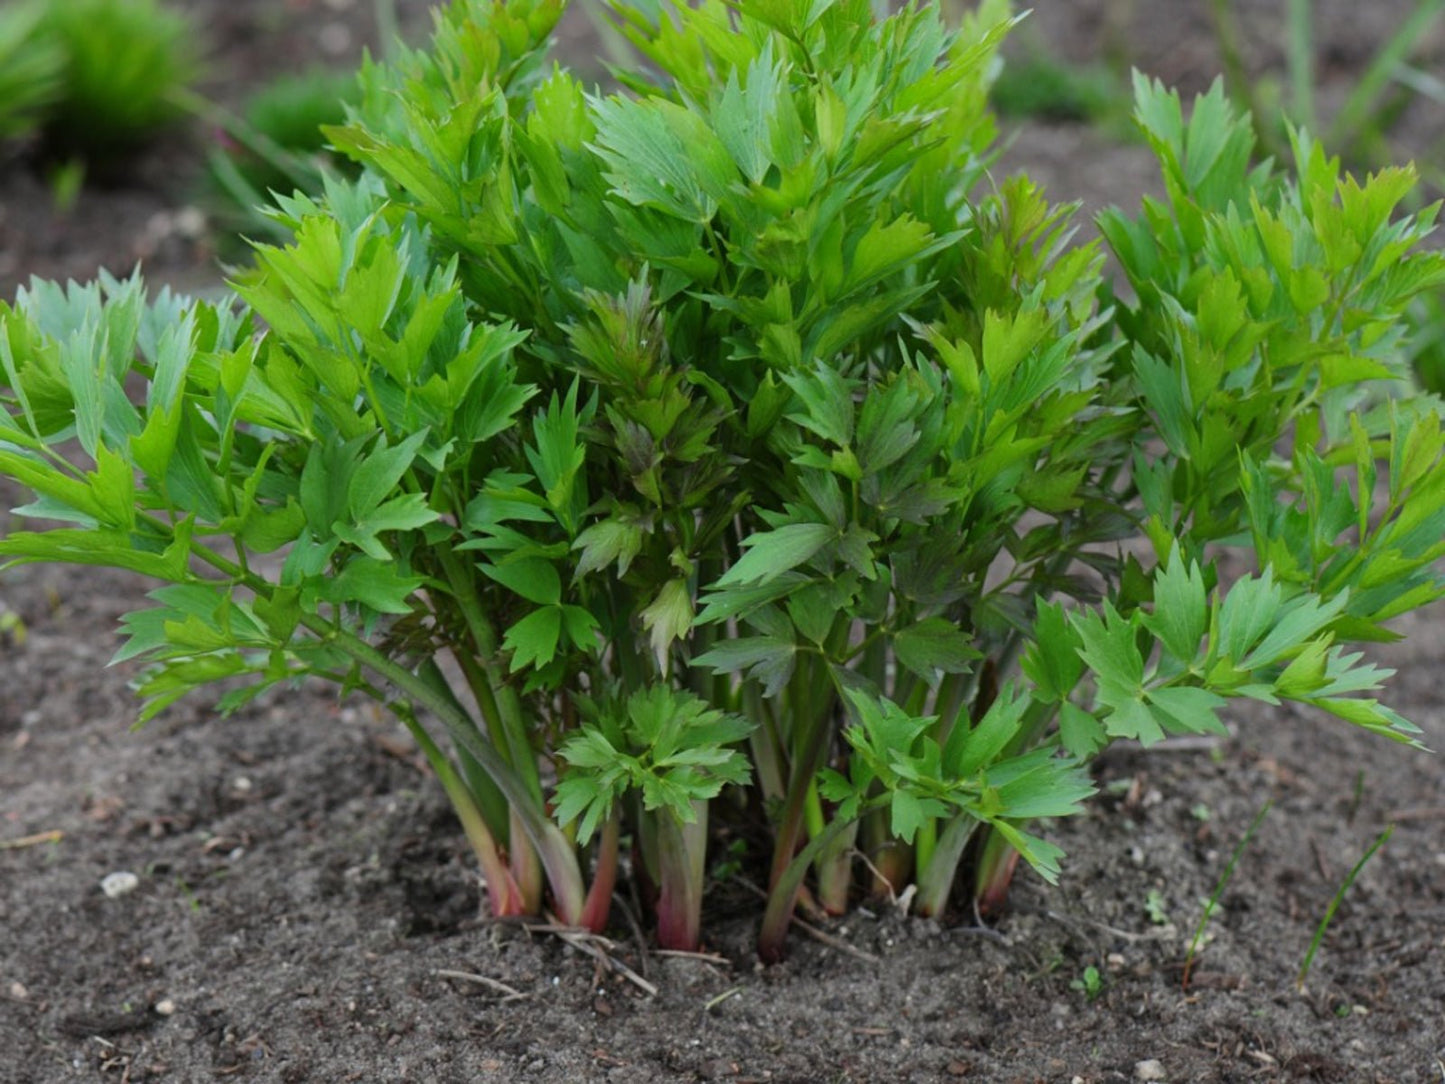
862,809,912,898
972,824,1022,917
579,808,620,933
397,704,526,916
414,657,508,838
744,684,787,803
969,698,1062,912
306,618,591,925
759,798,883,958
654,801,708,950
509,806,544,913
914,813,980,917
436,546,544,800
811,789,857,915
434,546,550,904
758,641,844,961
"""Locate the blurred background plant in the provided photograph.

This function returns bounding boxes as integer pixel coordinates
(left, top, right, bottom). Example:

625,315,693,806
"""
34,0,199,164
0,3,64,145
198,68,363,255
990,50,1132,129
1207,0,1445,170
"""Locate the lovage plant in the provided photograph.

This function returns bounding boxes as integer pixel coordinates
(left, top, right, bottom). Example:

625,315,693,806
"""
3,0,1444,961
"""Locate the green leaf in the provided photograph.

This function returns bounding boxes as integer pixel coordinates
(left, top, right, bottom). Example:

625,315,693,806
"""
893,618,981,684
503,606,564,671
716,522,836,587
318,557,424,615
694,635,797,698
640,578,694,675
482,558,562,606
944,684,1030,778
573,515,646,577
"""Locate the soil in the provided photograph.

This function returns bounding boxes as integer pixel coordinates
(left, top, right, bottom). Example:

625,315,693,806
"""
3,2,1445,1082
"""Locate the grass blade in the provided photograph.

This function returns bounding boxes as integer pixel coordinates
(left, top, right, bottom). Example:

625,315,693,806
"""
1328,0,1445,151
1297,823,1395,989
1286,0,1316,131
1182,799,1272,989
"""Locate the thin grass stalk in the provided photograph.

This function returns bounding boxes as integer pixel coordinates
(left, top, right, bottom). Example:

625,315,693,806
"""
1285,0,1317,133
1328,0,1445,154
1205,0,1273,153
1297,823,1394,988
1183,799,1272,989
167,86,319,193
373,0,401,61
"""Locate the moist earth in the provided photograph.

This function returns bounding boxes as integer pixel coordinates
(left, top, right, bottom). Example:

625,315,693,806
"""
3,2,1445,1081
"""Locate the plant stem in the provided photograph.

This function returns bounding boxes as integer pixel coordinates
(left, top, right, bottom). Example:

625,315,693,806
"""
397,703,526,916
654,803,707,951
579,808,620,933
914,813,978,917
306,617,590,925
757,648,840,961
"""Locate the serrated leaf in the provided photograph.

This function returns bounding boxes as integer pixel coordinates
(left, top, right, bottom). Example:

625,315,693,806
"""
1142,550,1208,664
503,606,563,671
482,558,562,606
716,522,835,587
894,618,981,684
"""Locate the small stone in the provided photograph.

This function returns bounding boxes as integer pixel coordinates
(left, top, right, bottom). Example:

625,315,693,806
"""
155,998,176,1016
173,206,207,239
1134,1058,1167,1081
945,1060,970,1076
232,776,253,794
318,22,352,55
100,871,140,898
9,981,28,1000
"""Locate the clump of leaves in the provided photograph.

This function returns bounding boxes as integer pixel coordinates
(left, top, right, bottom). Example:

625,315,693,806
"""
2,0,1444,962
37,0,197,160
0,3,64,143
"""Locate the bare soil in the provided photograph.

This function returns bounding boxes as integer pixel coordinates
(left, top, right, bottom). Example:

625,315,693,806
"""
3,3,1445,1082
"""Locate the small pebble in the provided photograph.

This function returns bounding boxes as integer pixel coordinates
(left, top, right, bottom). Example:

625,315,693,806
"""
1135,1058,1167,1081
319,22,352,54
155,998,176,1016
9,981,28,1000
100,871,140,898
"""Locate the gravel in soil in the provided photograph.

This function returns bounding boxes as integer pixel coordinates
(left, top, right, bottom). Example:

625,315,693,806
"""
3,2,1445,1081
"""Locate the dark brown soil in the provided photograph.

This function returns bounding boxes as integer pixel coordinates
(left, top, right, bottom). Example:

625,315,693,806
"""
4,3,1445,1082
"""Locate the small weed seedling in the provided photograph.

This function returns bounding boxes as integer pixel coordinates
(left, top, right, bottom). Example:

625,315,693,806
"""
1071,964,1105,1001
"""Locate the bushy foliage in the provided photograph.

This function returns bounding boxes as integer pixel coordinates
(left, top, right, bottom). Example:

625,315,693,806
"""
35,0,196,158
2,0,1444,960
